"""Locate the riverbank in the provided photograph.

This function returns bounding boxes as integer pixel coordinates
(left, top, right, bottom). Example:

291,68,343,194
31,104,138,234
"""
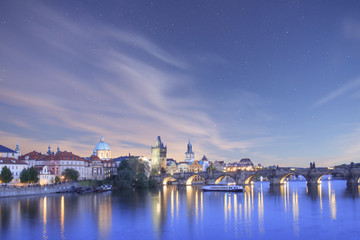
0,182,79,198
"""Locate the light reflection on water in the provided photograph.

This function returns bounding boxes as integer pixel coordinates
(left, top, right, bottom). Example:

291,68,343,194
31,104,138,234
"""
1,180,360,240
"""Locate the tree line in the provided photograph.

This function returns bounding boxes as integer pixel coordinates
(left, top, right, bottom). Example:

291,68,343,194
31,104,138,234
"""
0,166,80,185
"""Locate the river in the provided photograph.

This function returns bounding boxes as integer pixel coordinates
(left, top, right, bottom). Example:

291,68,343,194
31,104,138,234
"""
0,180,359,240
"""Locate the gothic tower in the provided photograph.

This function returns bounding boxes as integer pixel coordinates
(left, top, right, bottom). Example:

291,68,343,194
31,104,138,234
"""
185,139,195,162
151,136,167,170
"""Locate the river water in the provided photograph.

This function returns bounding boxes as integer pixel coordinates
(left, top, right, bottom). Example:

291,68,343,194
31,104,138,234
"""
0,180,360,240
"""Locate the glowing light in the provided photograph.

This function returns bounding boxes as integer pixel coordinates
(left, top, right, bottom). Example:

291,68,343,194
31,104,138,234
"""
61,195,65,239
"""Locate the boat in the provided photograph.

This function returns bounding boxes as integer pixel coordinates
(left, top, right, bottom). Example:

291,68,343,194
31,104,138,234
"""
96,184,112,192
202,184,243,192
76,187,94,194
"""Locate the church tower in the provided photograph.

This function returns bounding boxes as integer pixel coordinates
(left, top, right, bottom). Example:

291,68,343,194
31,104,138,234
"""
14,141,21,159
151,136,167,170
185,139,195,162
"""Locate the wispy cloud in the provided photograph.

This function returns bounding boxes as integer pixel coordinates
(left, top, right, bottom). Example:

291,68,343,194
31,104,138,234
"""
0,2,272,161
343,18,360,41
312,78,360,108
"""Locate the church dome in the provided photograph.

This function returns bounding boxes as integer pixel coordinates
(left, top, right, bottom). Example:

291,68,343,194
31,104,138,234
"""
95,137,110,151
239,158,254,167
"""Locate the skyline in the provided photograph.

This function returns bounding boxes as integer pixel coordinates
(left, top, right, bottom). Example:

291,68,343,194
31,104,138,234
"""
1,1,360,167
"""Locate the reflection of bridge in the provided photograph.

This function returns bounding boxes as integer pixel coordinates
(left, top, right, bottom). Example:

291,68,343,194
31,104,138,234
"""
158,167,360,186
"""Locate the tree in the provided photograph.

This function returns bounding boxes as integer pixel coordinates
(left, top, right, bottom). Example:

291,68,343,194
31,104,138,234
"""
135,161,149,188
116,160,136,189
54,176,60,183
20,168,30,183
0,166,13,184
62,168,80,181
28,167,39,183
115,157,151,189
150,166,160,176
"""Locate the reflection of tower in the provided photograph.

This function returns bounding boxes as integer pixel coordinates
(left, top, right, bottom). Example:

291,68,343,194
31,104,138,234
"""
185,139,194,162
151,136,167,170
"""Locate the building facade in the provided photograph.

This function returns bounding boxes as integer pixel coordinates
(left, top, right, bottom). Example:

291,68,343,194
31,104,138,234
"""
189,160,202,173
151,136,167,170
0,143,21,159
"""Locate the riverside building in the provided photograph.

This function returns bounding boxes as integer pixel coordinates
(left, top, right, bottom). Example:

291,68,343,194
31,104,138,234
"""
0,142,21,159
0,158,28,184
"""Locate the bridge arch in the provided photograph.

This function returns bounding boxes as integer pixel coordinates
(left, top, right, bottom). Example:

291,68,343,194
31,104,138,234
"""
279,172,309,184
214,175,236,184
245,174,257,185
186,175,206,185
162,176,178,185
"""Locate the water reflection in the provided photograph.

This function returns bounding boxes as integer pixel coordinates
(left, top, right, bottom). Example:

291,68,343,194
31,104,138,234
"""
258,185,264,233
1,181,360,240
60,195,65,240
292,191,299,235
98,193,112,240
43,197,47,240
328,181,336,220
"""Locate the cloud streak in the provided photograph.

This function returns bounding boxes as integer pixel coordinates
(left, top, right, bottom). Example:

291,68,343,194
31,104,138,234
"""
0,2,273,162
312,78,360,108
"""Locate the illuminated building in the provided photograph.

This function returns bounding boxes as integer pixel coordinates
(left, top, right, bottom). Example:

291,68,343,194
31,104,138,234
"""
189,160,202,173
38,165,55,185
151,136,167,170
226,158,255,172
177,162,189,173
166,159,177,174
94,137,111,160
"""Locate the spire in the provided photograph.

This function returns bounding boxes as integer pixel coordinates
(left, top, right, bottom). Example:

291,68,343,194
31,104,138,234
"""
15,140,20,153
47,144,52,155
57,144,60,154
156,136,162,147
100,136,104,142
186,138,193,154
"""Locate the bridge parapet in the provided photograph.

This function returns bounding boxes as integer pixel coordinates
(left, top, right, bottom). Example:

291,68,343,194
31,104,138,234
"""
157,167,360,186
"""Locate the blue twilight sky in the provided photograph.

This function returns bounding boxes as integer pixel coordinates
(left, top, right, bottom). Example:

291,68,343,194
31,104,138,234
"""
1,1,360,167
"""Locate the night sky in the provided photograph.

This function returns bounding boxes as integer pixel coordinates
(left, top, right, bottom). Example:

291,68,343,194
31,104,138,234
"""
1,1,360,167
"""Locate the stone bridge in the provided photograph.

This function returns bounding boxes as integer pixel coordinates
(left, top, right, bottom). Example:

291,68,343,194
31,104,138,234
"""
157,166,360,187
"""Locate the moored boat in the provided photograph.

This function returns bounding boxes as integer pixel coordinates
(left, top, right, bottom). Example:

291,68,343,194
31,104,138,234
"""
76,187,94,194
96,184,112,192
202,184,243,192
